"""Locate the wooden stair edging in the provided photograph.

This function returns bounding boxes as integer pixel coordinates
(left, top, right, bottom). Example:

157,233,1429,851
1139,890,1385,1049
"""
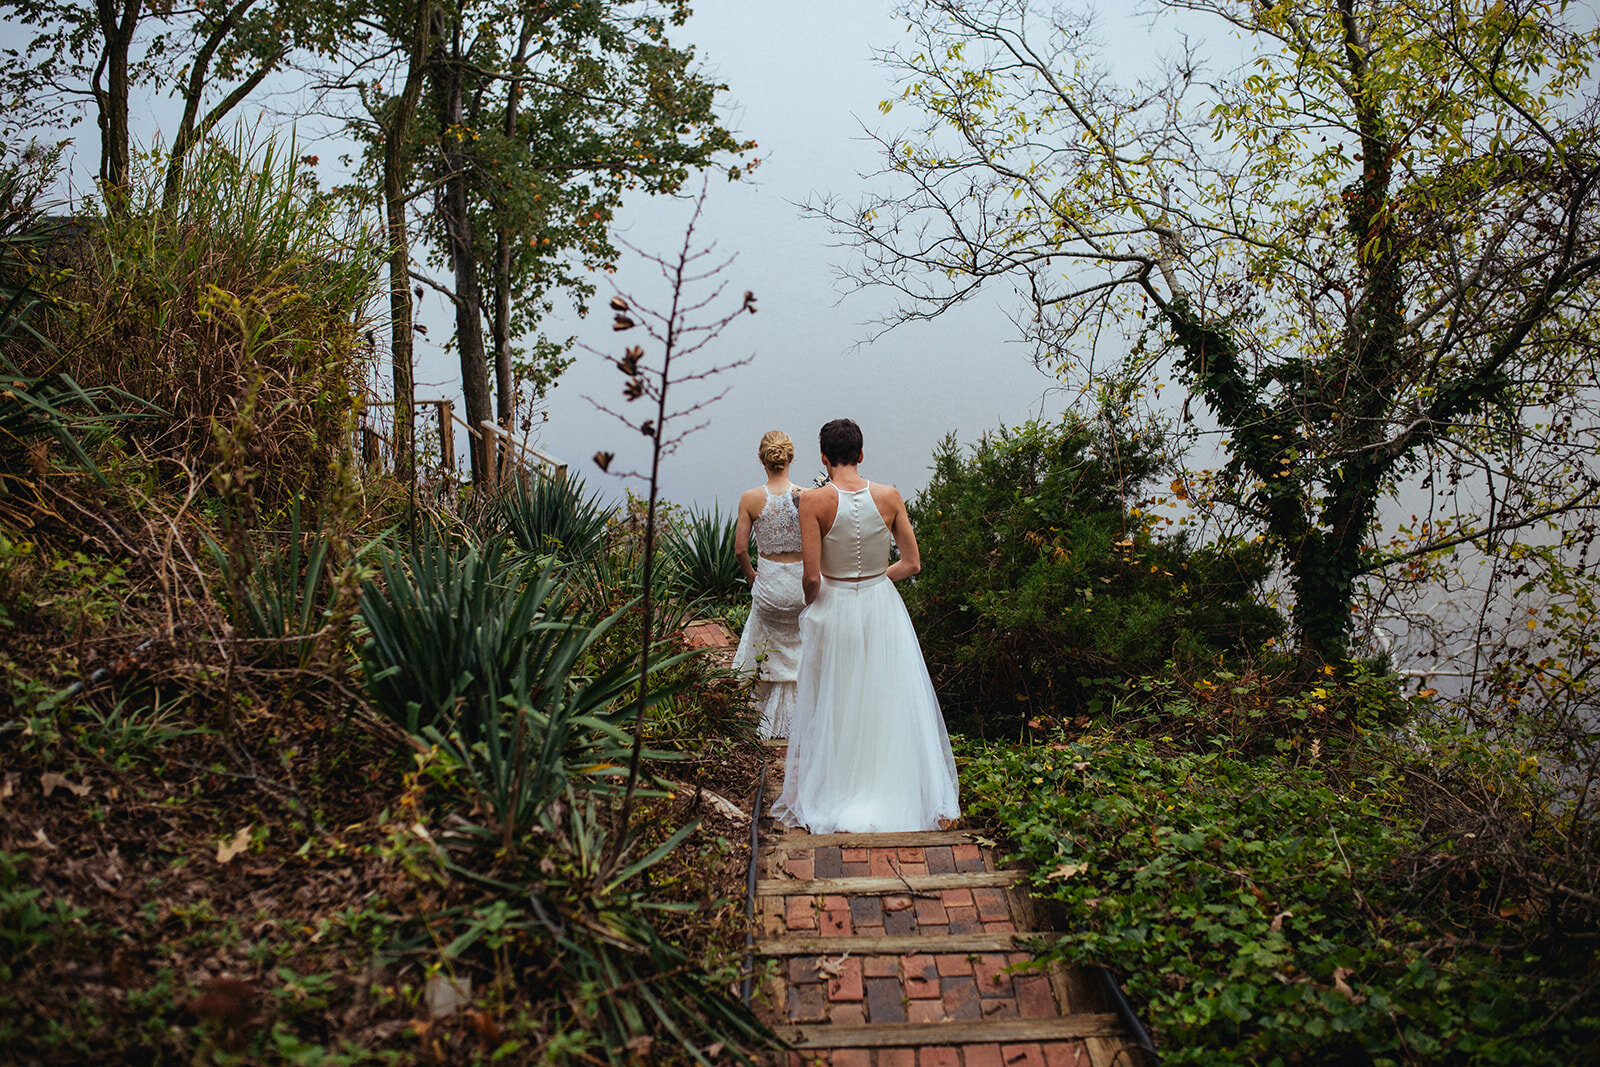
767,830,983,849
754,932,1049,957
775,1014,1126,1048
757,868,1026,897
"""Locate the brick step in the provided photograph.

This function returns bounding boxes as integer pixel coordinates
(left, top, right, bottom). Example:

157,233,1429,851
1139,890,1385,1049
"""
768,830,982,849
758,869,1026,897
774,1014,1124,1048
755,933,1047,957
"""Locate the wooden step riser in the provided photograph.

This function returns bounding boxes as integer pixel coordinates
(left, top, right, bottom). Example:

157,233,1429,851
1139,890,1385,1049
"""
757,869,1025,897
755,933,1047,956
766,830,984,849
774,1014,1125,1048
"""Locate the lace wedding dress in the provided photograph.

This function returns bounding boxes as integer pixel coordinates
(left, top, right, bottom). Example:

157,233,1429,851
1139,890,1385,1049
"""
731,486,805,738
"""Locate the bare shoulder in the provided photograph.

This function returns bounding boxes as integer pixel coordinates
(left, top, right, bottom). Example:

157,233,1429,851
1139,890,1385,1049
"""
739,486,765,514
869,482,905,509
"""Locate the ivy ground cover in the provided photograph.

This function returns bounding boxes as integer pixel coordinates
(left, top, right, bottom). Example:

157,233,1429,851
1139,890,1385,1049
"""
957,729,1599,1065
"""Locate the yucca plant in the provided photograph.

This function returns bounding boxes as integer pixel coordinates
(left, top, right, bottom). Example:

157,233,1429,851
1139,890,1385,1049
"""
664,506,750,606
420,587,693,851
537,799,773,1065
358,533,539,739
202,498,349,668
495,472,612,564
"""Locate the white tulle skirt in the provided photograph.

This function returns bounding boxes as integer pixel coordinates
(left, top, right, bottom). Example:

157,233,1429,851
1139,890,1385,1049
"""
772,574,960,833
731,559,805,738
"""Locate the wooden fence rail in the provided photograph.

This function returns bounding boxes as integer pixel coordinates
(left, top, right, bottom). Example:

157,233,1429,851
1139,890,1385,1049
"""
359,398,566,484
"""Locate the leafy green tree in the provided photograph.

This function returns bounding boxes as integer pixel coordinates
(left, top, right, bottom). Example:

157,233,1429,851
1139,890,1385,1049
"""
819,0,1600,664
0,0,352,201
903,418,1280,726
357,0,752,483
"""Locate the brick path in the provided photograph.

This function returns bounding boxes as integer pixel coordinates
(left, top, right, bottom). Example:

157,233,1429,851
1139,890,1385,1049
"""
752,743,1145,1067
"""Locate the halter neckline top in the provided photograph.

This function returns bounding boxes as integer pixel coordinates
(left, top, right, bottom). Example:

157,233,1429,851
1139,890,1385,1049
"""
822,482,893,579
751,485,801,554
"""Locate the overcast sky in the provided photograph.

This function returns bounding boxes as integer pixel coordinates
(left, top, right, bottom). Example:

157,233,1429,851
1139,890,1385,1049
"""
493,0,1070,511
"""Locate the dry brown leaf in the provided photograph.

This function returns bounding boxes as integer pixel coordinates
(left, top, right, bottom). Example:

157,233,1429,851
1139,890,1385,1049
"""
31,827,55,850
1269,910,1293,933
1331,966,1366,1003
883,894,913,912
1046,862,1087,881
815,955,847,979
40,772,91,798
216,826,253,865
0,773,15,801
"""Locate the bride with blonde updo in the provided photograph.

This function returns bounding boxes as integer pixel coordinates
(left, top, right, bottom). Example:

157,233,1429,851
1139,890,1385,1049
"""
732,430,807,738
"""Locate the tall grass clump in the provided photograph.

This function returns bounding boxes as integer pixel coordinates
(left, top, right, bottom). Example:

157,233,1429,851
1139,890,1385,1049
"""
26,130,381,501
0,165,145,510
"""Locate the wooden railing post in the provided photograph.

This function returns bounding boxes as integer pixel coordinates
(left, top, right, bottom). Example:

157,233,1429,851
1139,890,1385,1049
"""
437,400,455,472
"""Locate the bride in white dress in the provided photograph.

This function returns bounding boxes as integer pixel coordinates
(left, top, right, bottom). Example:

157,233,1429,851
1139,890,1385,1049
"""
772,419,960,833
731,431,806,738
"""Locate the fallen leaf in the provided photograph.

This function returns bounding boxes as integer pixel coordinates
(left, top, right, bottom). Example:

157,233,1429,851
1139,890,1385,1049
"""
463,1008,500,1041
1270,910,1293,933
425,975,472,1019
217,826,253,864
1047,862,1087,881
187,978,258,1029
32,828,55,850
971,835,997,849
1331,966,1366,1003
815,955,848,979
883,894,913,912
0,774,14,801
40,772,91,798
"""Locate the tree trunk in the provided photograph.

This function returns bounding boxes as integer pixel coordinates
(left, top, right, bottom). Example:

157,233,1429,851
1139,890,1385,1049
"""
93,0,142,202
382,2,431,489
159,0,282,214
490,21,535,483
434,15,494,485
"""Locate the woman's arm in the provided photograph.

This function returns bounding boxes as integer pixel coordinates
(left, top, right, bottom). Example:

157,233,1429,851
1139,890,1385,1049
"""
885,488,922,582
735,489,758,584
799,491,824,604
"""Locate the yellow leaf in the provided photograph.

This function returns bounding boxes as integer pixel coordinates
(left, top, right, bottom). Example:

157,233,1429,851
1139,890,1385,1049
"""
1047,862,1087,881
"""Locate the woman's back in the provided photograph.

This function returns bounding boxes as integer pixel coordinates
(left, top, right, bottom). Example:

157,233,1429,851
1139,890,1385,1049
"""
821,483,893,579
752,487,802,555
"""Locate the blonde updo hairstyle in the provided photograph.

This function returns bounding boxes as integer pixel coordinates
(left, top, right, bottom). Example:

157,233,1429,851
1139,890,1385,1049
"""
758,430,794,473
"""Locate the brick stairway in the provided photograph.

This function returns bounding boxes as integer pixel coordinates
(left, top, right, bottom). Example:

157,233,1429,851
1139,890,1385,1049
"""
752,743,1147,1067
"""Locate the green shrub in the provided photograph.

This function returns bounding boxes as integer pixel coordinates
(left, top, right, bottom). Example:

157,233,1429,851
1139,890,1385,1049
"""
904,418,1281,728
959,728,1600,1065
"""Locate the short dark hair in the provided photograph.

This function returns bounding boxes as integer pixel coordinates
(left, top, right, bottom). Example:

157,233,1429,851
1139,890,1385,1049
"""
819,419,863,467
